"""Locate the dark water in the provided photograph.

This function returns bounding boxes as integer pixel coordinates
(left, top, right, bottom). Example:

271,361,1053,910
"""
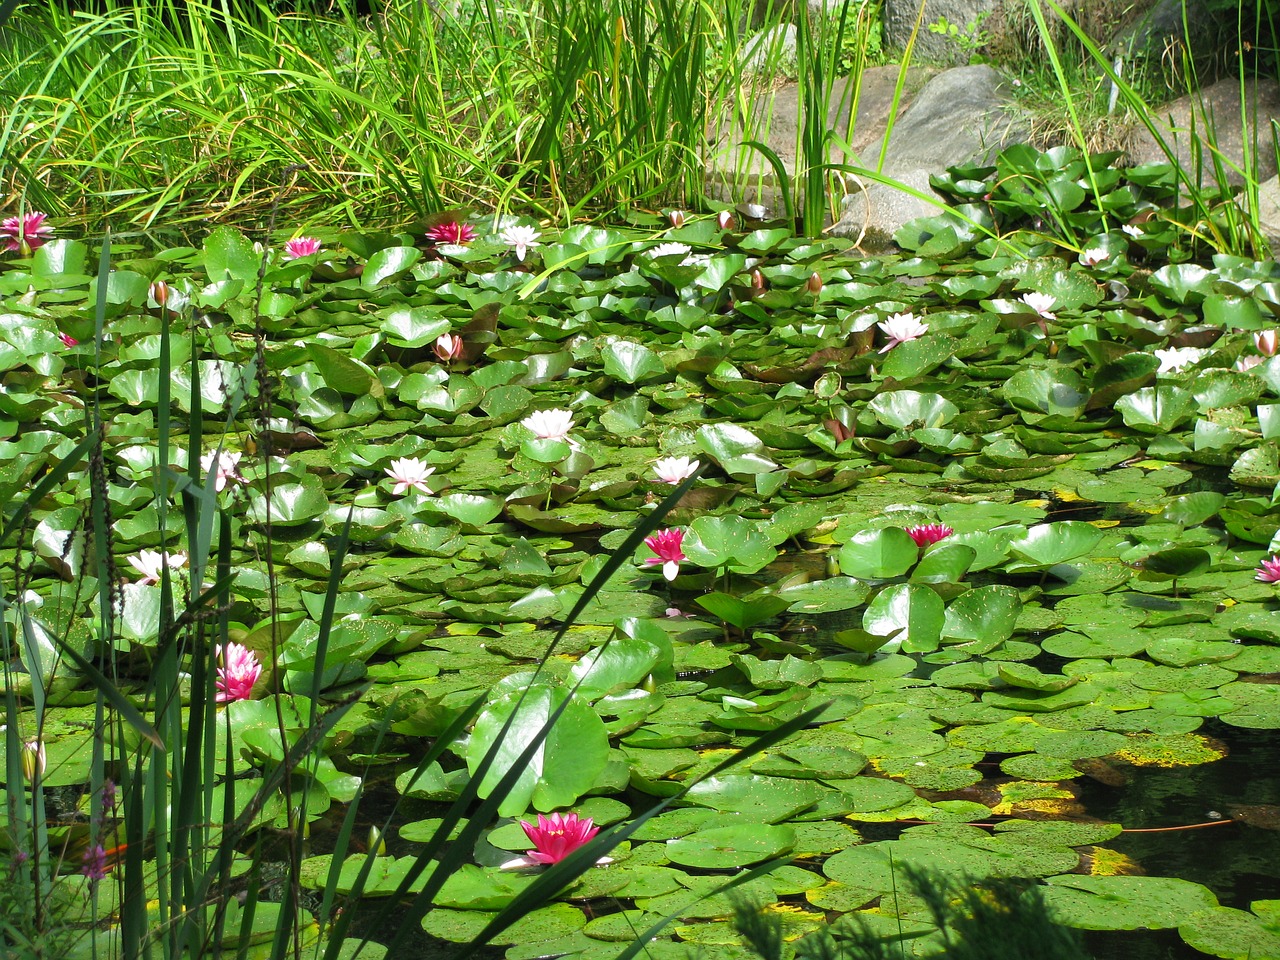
1077,722,1280,959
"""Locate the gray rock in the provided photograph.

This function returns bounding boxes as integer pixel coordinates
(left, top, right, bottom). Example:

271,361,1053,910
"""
830,65,1025,247
882,0,1001,66
1108,0,1216,59
1252,174,1280,257
832,167,940,249
878,64,1023,169
741,24,798,76
1126,77,1280,188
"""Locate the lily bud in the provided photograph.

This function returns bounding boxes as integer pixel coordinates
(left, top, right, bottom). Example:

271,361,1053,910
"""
716,210,734,231
21,739,45,782
751,268,766,294
434,333,464,363
806,272,823,295
667,210,685,229
149,280,169,308
1255,330,1279,357
368,825,387,857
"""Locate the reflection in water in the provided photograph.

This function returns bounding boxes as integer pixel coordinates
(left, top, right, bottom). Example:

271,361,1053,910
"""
1078,722,1280,960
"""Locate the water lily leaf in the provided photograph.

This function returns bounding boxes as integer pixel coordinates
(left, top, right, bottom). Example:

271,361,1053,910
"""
862,583,945,653
729,654,822,689
433,494,503,527
867,390,958,430
910,542,976,584
421,904,586,946
996,663,1076,692
1144,637,1240,667
1004,366,1089,423
666,823,795,868
1043,875,1219,930
780,577,870,614
204,225,260,283
602,340,666,384
684,516,778,575
1161,491,1226,526
247,476,329,526
362,246,422,288
696,593,788,631
467,680,610,816
941,585,1021,644
1006,522,1105,570
696,423,777,476
308,343,380,397
1116,386,1194,433
1149,263,1217,304
569,635,664,701
681,775,824,822
837,527,918,579
381,307,451,347
1180,907,1280,959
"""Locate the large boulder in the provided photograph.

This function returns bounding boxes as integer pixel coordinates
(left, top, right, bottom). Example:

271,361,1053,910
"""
1126,77,1280,188
831,64,1026,247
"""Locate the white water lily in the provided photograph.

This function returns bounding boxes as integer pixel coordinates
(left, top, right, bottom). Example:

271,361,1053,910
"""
1122,223,1143,238
1021,292,1057,319
385,457,435,495
201,450,243,492
128,549,188,586
522,409,576,442
876,312,929,353
652,456,699,484
1154,347,1208,374
500,224,542,262
1080,247,1108,266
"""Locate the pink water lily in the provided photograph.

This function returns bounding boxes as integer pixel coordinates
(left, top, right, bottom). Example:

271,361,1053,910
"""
283,236,321,260
652,456,699,484
385,457,435,495
1021,292,1057,320
906,523,954,548
427,221,476,245
1,211,54,253
1256,556,1280,583
518,812,600,865
58,332,77,347
434,333,464,363
644,528,686,581
876,312,928,353
201,450,244,492
1255,330,1279,357
216,642,262,702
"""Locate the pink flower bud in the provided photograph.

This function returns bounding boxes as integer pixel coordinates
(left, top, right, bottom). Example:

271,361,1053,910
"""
717,210,734,230
150,281,169,307
668,210,685,229
806,272,823,295
751,269,766,293
1255,330,1279,357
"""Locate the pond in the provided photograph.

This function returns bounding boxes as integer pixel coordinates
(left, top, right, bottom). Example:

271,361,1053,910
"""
5,150,1280,959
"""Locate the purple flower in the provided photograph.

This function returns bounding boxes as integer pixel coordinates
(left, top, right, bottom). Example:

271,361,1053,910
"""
1,211,53,253
81,844,108,882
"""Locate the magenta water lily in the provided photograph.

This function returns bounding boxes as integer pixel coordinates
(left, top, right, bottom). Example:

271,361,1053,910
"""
0,211,53,253
644,528,686,581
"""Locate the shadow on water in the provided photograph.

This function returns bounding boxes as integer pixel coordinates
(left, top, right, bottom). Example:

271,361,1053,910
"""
1077,722,1280,960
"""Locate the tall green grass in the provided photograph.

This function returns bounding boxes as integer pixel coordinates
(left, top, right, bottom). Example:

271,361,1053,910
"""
0,0,769,229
